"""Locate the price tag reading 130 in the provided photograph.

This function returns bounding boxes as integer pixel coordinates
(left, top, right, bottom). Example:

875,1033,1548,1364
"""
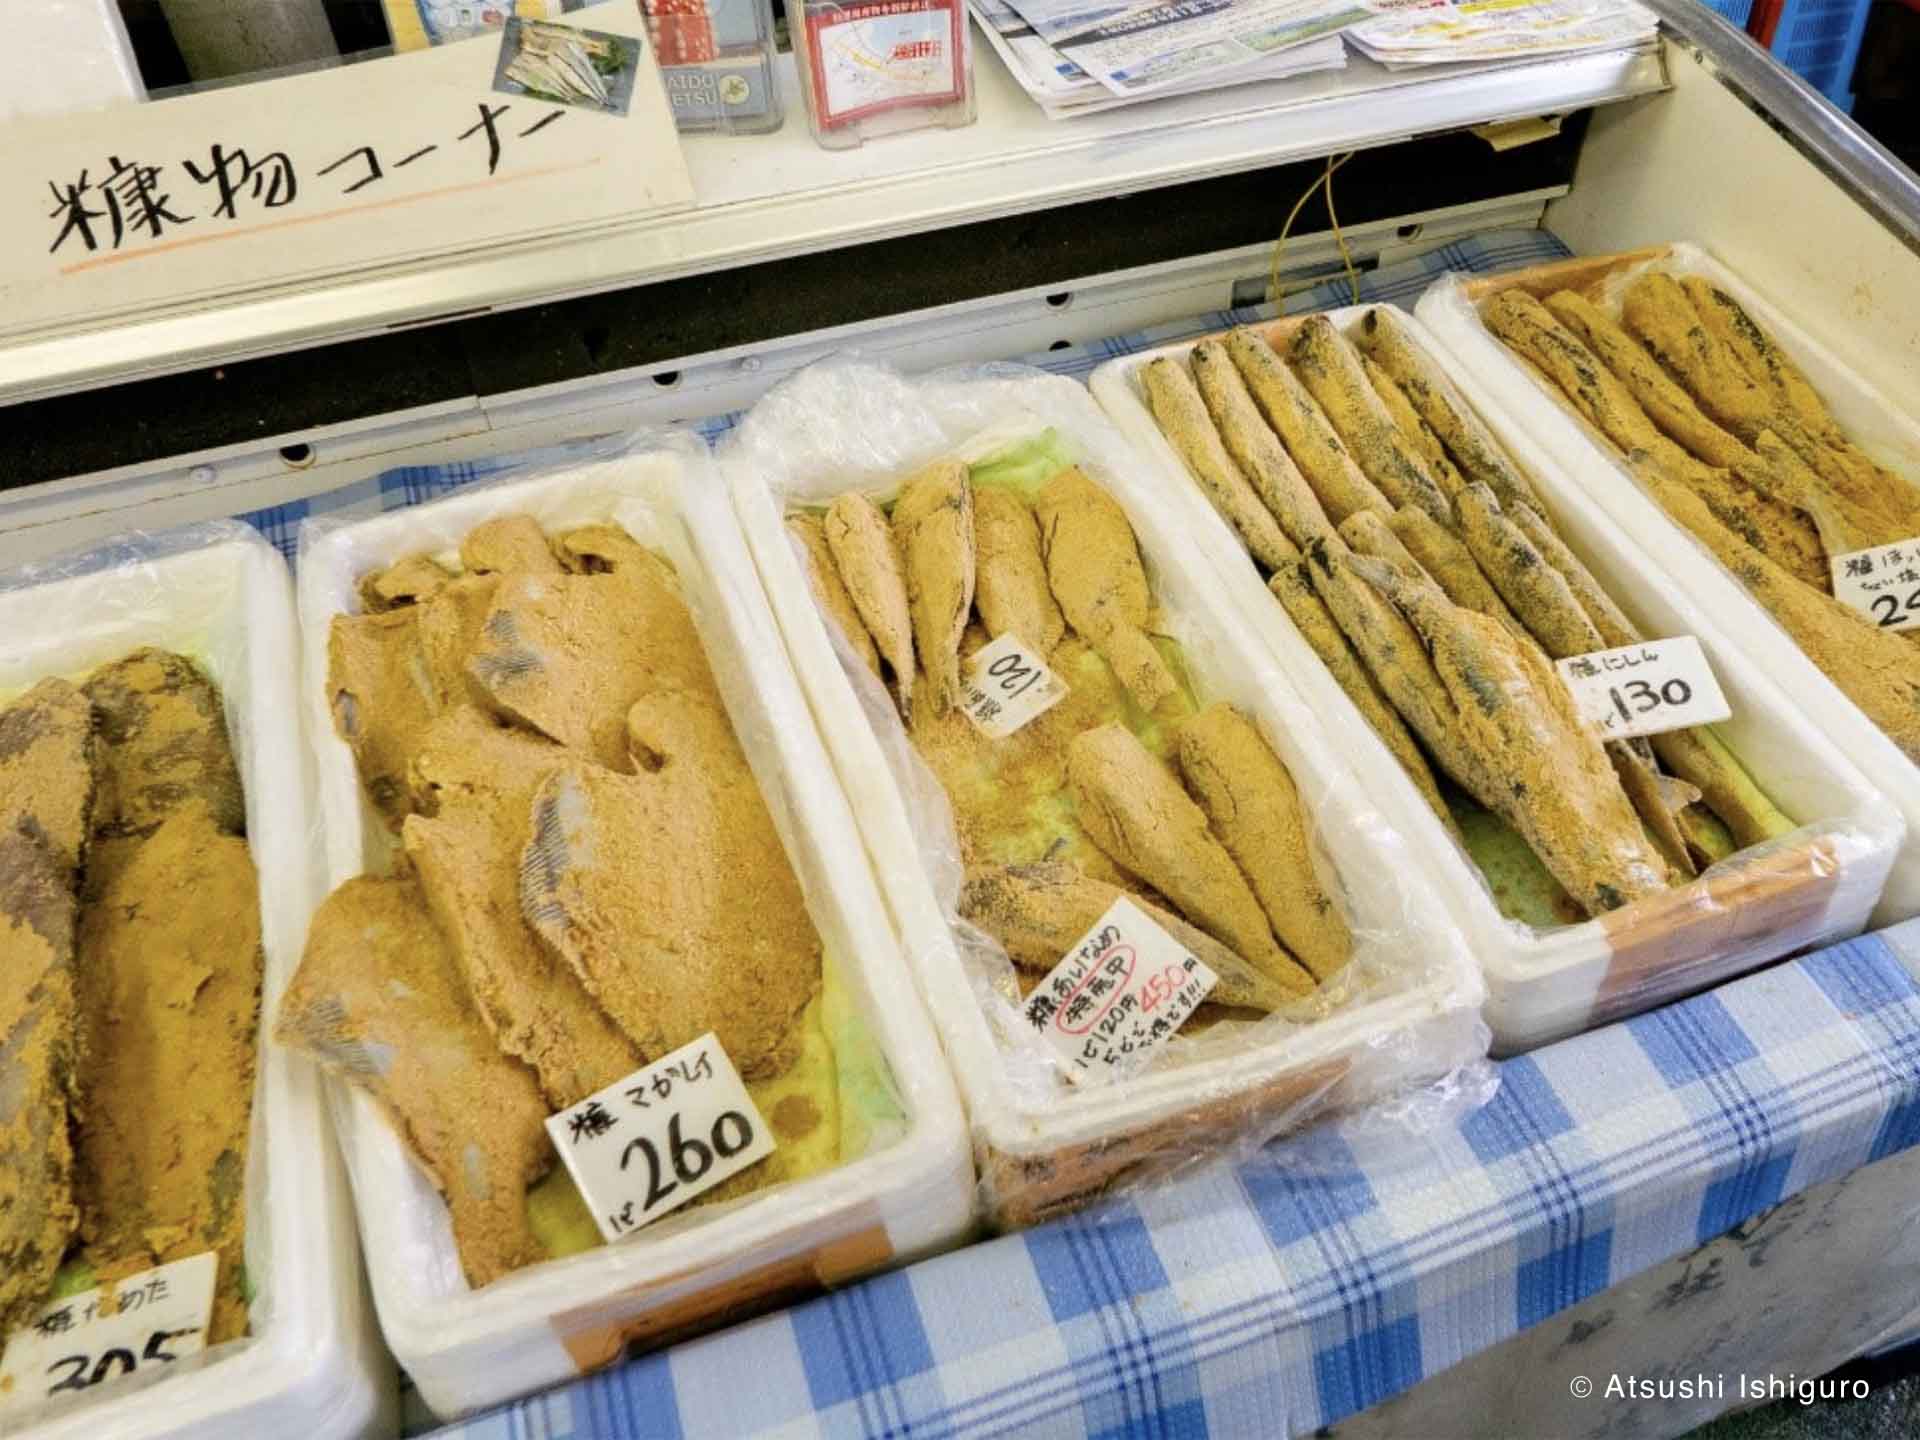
545,1034,775,1243
1554,636,1731,741
960,632,1068,739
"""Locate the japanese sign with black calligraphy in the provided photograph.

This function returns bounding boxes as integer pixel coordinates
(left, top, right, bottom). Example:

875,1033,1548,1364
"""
1021,897,1219,1086
1830,538,1920,634
1,8,688,343
1554,636,1731,741
545,1034,775,1241
0,1253,216,1415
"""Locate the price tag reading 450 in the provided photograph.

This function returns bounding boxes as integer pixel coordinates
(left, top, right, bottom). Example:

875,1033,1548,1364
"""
1555,636,1731,741
1021,897,1218,1086
545,1035,775,1243
960,632,1068,739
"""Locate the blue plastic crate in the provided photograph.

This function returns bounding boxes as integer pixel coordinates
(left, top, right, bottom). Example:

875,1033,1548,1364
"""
1770,0,1874,111
1696,0,1756,28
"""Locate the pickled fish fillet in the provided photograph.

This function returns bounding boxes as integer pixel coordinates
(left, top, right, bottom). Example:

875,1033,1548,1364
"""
1144,351,1299,568
276,874,551,1288
1288,317,1452,524
555,524,663,577
0,677,95,873
1346,554,1669,914
329,607,442,828
520,692,822,1082
85,649,245,839
1036,468,1179,713
788,513,881,675
467,567,720,771
403,708,641,1108
358,553,453,613
1175,704,1351,982
826,492,916,711
461,515,563,577
74,804,261,1344
958,860,1296,1013
971,487,1065,655
1067,722,1312,994
0,826,81,1339
893,461,976,713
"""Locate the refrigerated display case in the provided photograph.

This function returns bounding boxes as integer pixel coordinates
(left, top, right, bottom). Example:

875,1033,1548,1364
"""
2,3,1918,1437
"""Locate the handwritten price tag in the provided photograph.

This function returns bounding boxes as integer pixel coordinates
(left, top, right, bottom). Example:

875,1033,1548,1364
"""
1831,538,1920,633
545,1034,775,1243
0,1253,217,1415
1555,636,1730,740
1019,898,1218,1086
960,632,1068,739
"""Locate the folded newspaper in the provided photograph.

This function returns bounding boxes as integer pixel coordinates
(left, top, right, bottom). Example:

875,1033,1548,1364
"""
1346,0,1657,67
977,0,1659,115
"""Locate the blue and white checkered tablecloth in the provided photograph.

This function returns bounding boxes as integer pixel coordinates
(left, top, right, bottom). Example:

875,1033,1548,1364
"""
231,228,1573,565
427,926,1920,1440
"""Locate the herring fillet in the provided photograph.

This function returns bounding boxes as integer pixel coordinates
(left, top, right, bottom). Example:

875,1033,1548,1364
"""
0,679,93,1335
276,873,552,1288
1036,467,1180,713
404,708,643,1107
826,491,917,711
1066,722,1313,993
893,460,977,712
0,828,81,1339
1175,704,1352,982
971,486,1066,655
521,692,822,1082
788,512,882,675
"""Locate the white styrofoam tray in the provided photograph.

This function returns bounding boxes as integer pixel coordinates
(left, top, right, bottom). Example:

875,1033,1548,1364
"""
727,362,1487,1227
1090,303,1902,1054
296,442,973,1420
1416,242,1920,928
0,525,388,1440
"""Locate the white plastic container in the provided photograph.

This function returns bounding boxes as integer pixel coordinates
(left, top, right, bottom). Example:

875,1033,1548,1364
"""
0,524,389,1440
726,361,1487,1228
296,438,973,1420
1090,306,1903,1054
1415,243,1920,928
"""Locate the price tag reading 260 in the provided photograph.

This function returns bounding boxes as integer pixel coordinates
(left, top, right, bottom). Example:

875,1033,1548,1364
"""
545,1035,775,1243
1554,636,1731,741
960,632,1068,739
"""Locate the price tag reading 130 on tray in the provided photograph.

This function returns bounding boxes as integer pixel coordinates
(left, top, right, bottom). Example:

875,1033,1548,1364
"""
1020,898,1218,1086
0,1252,218,1415
546,1034,775,1243
1830,538,1920,633
960,632,1068,739
1554,636,1731,741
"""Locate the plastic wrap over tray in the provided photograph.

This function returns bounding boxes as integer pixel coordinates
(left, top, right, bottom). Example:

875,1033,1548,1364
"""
1416,244,1920,927
725,357,1488,1229
1090,302,1902,1054
291,431,972,1420
0,522,388,1440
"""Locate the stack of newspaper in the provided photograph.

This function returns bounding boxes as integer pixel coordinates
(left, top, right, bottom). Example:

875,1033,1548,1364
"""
976,0,1661,116
972,0,1358,117
1346,0,1658,67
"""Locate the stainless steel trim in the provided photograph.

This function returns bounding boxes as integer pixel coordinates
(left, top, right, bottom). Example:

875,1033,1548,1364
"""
1646,0,1920,250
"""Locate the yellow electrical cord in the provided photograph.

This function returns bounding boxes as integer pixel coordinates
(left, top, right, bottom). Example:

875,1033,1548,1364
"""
1268,151,1362,314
